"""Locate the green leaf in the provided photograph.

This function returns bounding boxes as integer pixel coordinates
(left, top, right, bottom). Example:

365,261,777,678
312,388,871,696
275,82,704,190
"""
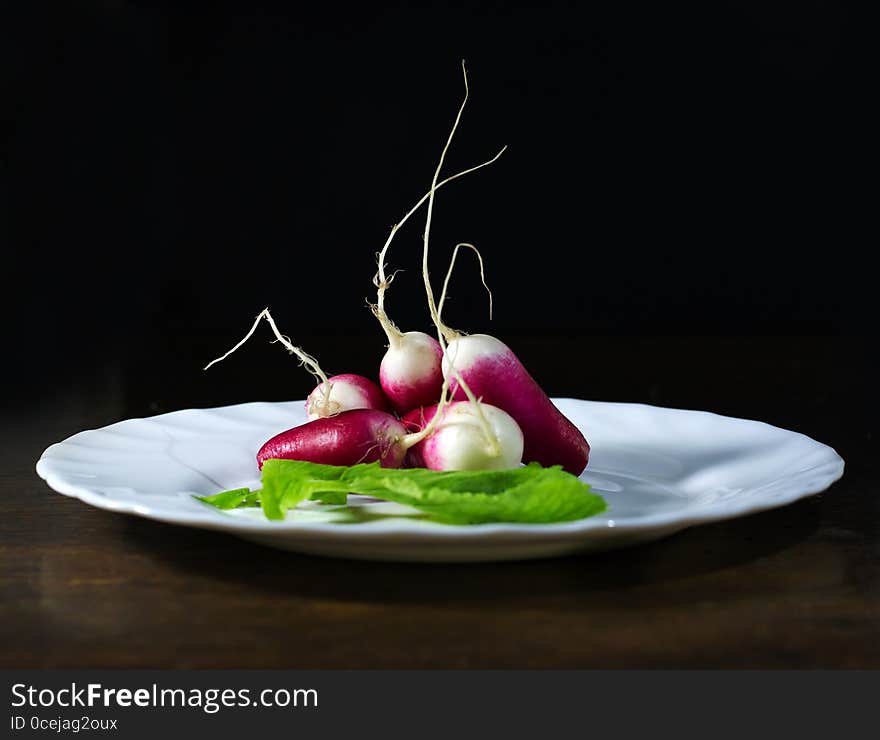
308,490,348,505
195,488,260,510
341,462,606,524
194,465,353,517
259,459,367,520
253,459,605,524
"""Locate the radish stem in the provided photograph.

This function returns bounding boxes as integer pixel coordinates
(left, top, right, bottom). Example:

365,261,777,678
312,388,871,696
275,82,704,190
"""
437,242,493,328
371,147,506,346
421,61,501,457
204,308,335,416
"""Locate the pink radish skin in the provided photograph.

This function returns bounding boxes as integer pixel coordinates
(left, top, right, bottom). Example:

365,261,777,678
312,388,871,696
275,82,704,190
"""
257,409,407,469
443,334,590,475
379,331,444,414
401,401,523,472
305,373,389,420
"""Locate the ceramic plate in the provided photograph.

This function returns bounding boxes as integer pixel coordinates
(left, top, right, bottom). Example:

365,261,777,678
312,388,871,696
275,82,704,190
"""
36,399,844,562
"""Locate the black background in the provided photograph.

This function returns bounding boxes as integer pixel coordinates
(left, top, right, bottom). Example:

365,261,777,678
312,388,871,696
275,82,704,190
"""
1,1,870,401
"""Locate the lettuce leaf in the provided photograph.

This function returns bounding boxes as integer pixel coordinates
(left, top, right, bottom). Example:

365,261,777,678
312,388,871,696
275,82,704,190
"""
258,460,377,520
339,463,606,524
252,460,604,524
196,460,606,525
195,477,349,518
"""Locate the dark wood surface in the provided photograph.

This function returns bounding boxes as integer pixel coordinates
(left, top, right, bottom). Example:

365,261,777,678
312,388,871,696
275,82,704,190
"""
2,335,876,668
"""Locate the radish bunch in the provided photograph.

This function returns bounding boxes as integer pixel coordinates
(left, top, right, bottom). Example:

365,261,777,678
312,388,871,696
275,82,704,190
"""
206,63,590,477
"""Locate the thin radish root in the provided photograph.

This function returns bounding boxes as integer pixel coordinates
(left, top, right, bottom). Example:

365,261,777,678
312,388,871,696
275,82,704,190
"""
420,60,501,458
437,242,493,337
204,308,335,416
369,147,507,346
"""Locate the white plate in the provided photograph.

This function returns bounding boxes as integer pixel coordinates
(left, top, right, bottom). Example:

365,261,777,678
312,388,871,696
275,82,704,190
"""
36,399,844,562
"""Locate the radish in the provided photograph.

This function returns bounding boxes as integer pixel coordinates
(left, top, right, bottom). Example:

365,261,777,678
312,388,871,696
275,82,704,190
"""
375,243,492,414
416,63,591,476
372,246,443,414
402,401,523,471
205,308,388,420
441,335,590,475
378,331,444,414
305,373,389,420
258,409,408,469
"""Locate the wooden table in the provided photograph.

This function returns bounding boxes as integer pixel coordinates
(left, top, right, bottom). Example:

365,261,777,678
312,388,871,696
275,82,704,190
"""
2,335,875,668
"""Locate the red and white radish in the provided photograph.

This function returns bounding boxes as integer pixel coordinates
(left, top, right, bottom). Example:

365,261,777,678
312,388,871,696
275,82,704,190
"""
205,308,388,420
371,257,443,414
305,373,389,420
258,409,407,469
378,331,443,414
442,335,590,475
403,401,523,471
